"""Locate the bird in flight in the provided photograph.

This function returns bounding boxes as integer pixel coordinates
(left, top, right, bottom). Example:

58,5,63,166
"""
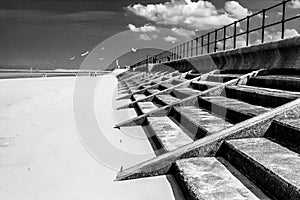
70,57,75,60
131,48,137,52
81,51,89,57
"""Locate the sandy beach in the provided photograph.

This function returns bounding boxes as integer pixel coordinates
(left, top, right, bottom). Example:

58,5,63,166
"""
0,75,176,200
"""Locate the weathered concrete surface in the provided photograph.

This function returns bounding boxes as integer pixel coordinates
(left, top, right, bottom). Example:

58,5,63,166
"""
147,117,193,152
132,94,147,101
172,88,201,99
150,36,300,72
115,98,300,181
247,75,300,92
136,102,158,114
173,157,260,200
173,106,232,139
225,85,300,107
197,96,269,124
155,94,179,105
221,138,300,200
115,70,261,128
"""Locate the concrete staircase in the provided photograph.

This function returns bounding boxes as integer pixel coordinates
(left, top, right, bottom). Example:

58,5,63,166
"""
116,69,300,199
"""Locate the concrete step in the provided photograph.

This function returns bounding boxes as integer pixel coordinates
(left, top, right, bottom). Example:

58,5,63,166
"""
225,85,300,108
218,138,300,200
265,119,300,153
154,94,179,106
172,78,187,85
145,89,161,96
171,88,201,99
206,74,241,83
197,96,270,124
173,157,266,200
135,102,159,115
190,80,220,91
146,116,193,152
171,106,232,139
158,83,175,90
247,76,300,92
131,94,147,101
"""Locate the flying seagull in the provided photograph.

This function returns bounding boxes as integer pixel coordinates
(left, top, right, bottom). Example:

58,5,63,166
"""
131,48,137,52
70,57,75,60
81,51,89,57
116,59,120,69
99,57,104,61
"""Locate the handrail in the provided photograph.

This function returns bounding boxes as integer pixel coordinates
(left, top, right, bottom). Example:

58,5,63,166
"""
131,0,299,68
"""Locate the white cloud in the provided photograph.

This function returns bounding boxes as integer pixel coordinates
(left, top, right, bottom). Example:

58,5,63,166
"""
290,0,300,9
224,1,252,19
171,27,196,37
139,33,152,40
127,23,159,32
265,29,299,42
254,29,299,44
127,0,250,31
163,36,178,43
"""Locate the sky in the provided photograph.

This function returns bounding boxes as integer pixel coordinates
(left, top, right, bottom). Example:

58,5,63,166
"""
0,0,299,70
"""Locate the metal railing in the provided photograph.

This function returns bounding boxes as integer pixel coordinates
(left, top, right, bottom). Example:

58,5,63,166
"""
131,0,300,68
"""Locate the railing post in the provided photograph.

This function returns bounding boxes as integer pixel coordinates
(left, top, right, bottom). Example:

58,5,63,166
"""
246,16,250,46
195,38,199,56
214,29,218,52
262,9,266,43
223,26,226,50
207,33,210,53
281,0,286,39
191,39,193,57
201,35,204,55
186,41,189,58
233,21,237,49
183,43,186,58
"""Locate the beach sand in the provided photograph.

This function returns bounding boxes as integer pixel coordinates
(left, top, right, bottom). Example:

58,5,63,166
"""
0,75,177,200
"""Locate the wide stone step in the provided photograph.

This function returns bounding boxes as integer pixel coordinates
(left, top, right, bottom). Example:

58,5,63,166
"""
190,80,220,91
225,85,300,108
265,119,300,151
173,157,264,200
145,88,161,96
171,106,232,139
197,96,270,124
172,78,187,85
171,88,201,99
218,138,300,200
135,102,158,115
131,94,147,101
206,74,241,83
247,76,300,92
154,94,179,106
146,116,193,152
158,83,175,90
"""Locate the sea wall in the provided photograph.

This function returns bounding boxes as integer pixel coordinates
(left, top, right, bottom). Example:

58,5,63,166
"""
135,36,300,73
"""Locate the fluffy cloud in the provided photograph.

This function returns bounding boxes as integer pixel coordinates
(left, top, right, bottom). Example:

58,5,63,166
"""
138,33,152,40
290,0,300,8
127,24,159,32
163,36,178,43
264,29,299,42
254,29,299,44
224,1,252,19
171,27,196,37
127,0,251,31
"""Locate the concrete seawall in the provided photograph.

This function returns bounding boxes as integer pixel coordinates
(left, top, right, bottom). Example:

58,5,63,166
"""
134,36,300,73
